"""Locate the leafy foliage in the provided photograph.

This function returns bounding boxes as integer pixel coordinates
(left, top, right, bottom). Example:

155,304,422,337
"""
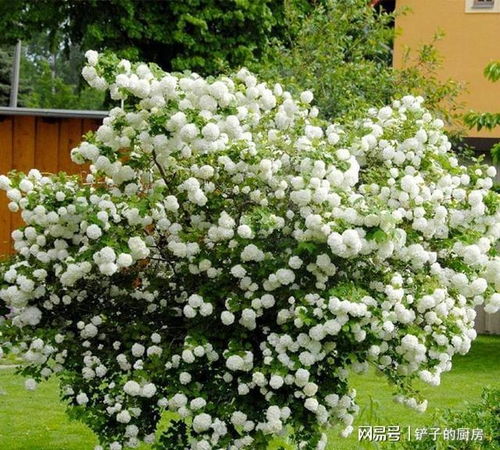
463,61,500,163
463,112,500,133
394,32,465,134
483,61,500,83
255,0,396,121
255,1,464,128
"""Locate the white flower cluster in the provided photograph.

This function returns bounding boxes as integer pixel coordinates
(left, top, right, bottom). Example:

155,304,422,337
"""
0,51,498,450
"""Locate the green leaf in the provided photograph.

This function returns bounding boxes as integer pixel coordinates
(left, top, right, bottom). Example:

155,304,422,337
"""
365,227,388,243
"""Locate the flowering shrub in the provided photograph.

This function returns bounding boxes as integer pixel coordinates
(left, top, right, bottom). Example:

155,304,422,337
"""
0,50,499,450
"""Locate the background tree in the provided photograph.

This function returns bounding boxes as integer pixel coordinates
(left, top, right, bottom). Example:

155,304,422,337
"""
0,0,464,121
0,0,320,110
0,46,13,105
255,0,463,127
0,36,104,109
0,45,30,107
0,0,315,76
19,34,105,109
255,0,396,121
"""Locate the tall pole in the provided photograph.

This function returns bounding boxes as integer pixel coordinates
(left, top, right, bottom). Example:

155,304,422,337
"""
9,41,21,108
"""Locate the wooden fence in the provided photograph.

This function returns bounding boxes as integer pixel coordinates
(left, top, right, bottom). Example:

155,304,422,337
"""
0,108,105,255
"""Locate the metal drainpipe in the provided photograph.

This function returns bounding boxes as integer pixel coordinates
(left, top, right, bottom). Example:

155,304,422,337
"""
9,41,22,108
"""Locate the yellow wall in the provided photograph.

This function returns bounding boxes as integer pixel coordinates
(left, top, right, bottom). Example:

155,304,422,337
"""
394,0,500,138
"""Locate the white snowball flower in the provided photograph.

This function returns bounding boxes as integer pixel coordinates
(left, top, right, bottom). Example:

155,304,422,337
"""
300,91,314,104
85,50,99,66
19,179,34,193
221,311,235,325
276,269,295,285
230,265,247,278
304,398,319,412
226,355,244,371
131,343,145,357
289,256,303,269
141,383,157,398
237,225,253,239
193,413,212,433
86,224,102,240
180,372,192,384
202,123,220,141
190,397,206,410
128,236,150,259
24,378,37,391
269,375,284,390
123,380,141,396
241,244,265,262
76,392,89,405
117,253,133,268
116,410,131,424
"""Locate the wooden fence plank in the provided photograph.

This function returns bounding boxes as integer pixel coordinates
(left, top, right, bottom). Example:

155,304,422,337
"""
0,118,13,256
35,118,60,174
82,118,101,134
13,116,36,171
58,118,83,174
12,116,37,235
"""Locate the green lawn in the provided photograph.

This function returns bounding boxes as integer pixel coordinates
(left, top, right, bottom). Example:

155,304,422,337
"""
0,335,498,449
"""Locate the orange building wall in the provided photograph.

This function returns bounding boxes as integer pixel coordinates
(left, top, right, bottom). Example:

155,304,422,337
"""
393,0,500,138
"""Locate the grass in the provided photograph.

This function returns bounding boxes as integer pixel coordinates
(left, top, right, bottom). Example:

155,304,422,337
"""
326,333,500,449
0,335,498,449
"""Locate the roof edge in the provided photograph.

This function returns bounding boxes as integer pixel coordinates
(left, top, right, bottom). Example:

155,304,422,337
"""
0,107,108,119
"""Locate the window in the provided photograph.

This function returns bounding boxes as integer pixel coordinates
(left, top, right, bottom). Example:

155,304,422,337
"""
466,0,499,12
473,0,495,8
